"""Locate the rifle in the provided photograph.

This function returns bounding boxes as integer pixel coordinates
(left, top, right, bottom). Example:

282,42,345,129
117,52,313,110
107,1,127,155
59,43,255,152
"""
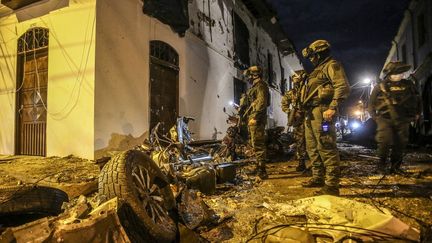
301,81,332,106
287,86,305,127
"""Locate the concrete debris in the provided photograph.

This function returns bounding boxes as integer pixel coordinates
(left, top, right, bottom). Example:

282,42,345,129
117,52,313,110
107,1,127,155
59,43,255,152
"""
1,197,132,243
1,128,431,242
178,188,218,229
0,155,99,198
68,195,91,219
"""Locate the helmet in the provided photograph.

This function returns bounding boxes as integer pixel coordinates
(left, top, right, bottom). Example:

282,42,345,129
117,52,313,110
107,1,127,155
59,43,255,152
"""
243,65,262,77
383,61,411,76
302,40,331,58
291,70,307,82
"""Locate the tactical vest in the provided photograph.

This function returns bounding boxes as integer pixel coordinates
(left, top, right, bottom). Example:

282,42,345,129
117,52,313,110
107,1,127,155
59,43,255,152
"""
375,79,419,119
246,80,270,122
303,58,335,107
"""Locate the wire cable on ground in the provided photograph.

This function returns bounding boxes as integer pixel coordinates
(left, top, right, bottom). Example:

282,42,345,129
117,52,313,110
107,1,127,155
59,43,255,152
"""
245,222,418,242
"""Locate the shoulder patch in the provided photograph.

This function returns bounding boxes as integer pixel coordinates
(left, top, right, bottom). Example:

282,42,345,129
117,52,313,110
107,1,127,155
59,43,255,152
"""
331,63,341,72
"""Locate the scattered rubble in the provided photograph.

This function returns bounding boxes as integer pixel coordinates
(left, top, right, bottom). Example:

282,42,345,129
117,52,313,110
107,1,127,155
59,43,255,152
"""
0,141,431,242
0,155,99,198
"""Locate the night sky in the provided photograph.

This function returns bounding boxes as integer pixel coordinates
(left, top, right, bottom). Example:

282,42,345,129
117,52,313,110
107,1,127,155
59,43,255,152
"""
267,0,410,108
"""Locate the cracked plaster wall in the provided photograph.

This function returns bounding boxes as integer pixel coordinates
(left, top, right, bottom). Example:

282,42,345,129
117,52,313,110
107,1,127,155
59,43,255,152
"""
94,0,302,159
0,0,96,159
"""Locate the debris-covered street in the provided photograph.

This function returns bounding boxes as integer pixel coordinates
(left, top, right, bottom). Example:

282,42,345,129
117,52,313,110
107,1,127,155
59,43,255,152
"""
1,143,431,242
1,0,432,242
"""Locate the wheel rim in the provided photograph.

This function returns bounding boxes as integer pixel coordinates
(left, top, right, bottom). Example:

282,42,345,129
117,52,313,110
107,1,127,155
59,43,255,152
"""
131,165,172,226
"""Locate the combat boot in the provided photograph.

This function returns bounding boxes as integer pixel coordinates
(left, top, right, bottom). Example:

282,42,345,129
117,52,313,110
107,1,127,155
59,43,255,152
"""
314,185,340,196
375,158,387,174
389,160,406,175
302,178,324,187
389,166,407,176
257,170,269,180
295,160,307,172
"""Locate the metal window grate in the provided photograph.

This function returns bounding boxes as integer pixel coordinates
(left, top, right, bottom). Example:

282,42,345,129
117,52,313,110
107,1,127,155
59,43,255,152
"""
18,28,49,54
150,40,179,67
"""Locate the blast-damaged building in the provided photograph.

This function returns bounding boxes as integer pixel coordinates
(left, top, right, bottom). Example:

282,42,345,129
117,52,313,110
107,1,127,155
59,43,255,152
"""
0,0,302,160
380,0,432,139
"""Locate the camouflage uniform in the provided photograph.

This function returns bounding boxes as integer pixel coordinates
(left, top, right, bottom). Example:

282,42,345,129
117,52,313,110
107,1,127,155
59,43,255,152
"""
238,94,249,141
281,70,308,171
244,66,270,178
368,62,421,173
301,40,350,195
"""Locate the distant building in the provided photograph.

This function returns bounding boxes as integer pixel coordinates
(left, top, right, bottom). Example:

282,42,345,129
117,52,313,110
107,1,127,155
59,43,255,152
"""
0,0,302,159
380,0,432,138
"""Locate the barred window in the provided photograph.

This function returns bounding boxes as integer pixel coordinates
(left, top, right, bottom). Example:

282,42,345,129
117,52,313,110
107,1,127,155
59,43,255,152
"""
18,28,49,54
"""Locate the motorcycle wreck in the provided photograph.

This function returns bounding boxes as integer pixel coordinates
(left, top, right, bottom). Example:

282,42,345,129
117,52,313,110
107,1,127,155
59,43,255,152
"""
94,113,292,241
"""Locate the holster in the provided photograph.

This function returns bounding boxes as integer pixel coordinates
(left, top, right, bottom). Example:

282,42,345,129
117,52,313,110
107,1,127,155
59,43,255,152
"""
288,110,304,127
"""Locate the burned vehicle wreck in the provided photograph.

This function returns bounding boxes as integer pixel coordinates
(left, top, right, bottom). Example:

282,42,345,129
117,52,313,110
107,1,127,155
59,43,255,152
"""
96,117,254,241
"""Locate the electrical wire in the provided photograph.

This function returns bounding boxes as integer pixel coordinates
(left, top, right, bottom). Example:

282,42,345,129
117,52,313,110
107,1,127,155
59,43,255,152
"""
0,30,25,95
33,13,95,120
245,222,418,242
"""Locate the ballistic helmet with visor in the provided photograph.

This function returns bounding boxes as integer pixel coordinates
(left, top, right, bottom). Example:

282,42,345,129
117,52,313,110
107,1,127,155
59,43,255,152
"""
302,40,331,58
382,61,411,76
243,65,262,77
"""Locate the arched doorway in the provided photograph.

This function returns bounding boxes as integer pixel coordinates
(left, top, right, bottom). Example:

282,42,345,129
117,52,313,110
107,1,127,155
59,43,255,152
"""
15,28,49,156
149,41,179,135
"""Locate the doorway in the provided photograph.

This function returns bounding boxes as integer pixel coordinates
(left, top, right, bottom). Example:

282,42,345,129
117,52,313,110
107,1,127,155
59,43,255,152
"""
15,28,49,156
149,41,179,135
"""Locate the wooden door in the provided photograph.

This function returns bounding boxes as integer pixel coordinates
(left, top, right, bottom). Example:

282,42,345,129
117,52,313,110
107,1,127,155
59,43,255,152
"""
16,53,48,156
149,41,179,135
149,59,179,135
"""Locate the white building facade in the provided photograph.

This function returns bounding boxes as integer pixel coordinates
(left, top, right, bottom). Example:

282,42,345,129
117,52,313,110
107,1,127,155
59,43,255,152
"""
0,0,302,159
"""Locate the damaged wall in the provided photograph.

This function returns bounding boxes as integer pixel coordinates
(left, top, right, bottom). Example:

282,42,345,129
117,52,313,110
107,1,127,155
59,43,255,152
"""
0,0,302,160
95,0,301,158
94,0,187,156
186,0,302,134
94,0,302,158
0,0,95,158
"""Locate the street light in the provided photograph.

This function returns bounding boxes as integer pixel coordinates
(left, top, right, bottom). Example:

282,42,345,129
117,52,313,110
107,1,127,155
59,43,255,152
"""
351,77,372,89
363,78,371,84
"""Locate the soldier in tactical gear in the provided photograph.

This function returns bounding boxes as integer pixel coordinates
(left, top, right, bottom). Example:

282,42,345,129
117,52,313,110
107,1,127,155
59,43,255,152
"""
243,66,270,179
281,70,308,172
301,40,350,196
368,61,421,174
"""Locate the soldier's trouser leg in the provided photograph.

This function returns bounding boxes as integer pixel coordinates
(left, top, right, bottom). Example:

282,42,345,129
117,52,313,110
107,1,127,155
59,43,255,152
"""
375,118,393,163
249,125,267,170
294,124,307,170
305,117,323,180
315,107,340,187
294,124,307,160
306,107,340,187
390,121,410,169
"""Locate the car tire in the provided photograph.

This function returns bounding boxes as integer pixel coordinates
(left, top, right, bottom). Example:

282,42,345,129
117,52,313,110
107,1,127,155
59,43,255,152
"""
98,150,177,242
0,185,68,216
